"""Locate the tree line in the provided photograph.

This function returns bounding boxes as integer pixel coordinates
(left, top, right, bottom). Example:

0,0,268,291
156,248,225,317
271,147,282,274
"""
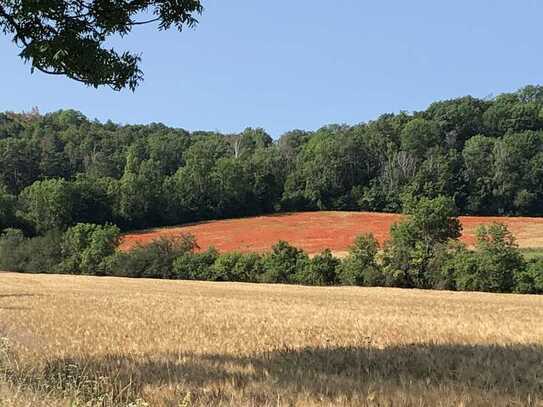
1,195,541,294
2,85,543,237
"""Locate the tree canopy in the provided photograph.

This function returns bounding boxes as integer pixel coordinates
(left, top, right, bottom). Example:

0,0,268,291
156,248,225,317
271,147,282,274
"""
0,0,203,90
1,86,543,236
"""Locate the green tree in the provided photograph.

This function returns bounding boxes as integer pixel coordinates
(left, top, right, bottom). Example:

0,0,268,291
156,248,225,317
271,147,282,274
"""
515,259,543,294
400,118,441,157
406,151,462,201
452,223,525,293
424,96,490,148
260,241,308,283
0,1,203,90
229,128,273,159
211,157,252,217
339,233,383,286
173,247,219,280
244,147,287,213
292,128,370,210
462,135,496,213
483,89,543,134
382,195,461,288
492,131,543,214
114,234,198,279
117,148,163,227
473,223,525,292
58,223,120,275
295,249,339,285
0,137,40,193
210,252,262,282
0,183,17,231
165,136,231,220
17,178,74,234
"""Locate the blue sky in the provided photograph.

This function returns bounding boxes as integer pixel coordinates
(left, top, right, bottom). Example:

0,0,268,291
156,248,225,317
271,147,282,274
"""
1,0,542,137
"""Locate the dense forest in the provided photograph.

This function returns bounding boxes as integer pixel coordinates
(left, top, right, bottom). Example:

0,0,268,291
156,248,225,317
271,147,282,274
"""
2,85,543,236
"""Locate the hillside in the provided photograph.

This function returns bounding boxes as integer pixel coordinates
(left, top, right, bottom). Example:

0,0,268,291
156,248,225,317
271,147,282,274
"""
3,86,543,240
120,211,543,254
1,273,542,406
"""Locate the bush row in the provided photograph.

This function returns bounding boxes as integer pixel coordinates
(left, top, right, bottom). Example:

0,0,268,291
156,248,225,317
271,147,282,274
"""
1,221,542,294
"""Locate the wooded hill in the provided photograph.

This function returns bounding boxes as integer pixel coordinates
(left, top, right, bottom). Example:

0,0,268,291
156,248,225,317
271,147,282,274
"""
2,85,543,235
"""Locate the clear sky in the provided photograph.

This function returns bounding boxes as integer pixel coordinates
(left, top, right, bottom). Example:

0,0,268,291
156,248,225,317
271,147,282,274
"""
1,0,542,137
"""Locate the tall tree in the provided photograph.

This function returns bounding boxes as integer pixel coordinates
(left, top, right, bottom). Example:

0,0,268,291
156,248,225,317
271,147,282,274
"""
17,178,74,233
0,0,203,90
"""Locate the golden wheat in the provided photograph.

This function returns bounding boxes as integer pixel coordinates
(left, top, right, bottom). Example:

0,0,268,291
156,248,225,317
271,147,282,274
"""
1,272,542,406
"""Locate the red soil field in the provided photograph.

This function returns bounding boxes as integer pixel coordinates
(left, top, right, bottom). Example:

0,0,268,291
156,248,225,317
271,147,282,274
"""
119,211,543,255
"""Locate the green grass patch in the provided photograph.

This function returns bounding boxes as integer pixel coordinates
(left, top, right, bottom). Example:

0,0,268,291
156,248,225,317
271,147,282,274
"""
520,248,543,261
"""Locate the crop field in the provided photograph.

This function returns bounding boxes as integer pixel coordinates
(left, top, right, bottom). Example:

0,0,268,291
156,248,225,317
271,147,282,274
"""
119,211,543,255
0,273,542,406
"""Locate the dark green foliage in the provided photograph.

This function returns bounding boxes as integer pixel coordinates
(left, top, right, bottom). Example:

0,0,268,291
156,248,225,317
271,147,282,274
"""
444,246,481,292
295,249,339,286
172,247,219,280
260,241,309,283
462,135,496,213
0,183,17,231
0,220,539,294
427,241,471,291
448,223,526,293
113,234,198,279
0,228,26,271
17,178,75,234
515,259,543,294
1,87,543,236
424,96,489,148
339,233,383,286
472,223,525,292
210,252,263,282
0,228,63,273
58,223,120,275
71,175,115,225
0,136,40,194
0,87,542,295
0,1,203,90
400,118,441,157
382,195,461,288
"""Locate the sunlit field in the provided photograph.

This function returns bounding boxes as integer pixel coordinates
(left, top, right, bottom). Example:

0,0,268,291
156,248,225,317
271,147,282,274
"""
119,211,543,255
1,273,542,406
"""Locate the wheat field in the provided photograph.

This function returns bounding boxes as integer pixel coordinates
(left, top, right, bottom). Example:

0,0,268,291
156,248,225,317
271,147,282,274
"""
0,273,542,406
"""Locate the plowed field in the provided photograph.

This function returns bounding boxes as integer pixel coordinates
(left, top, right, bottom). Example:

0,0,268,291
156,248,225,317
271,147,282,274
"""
119,211,543,255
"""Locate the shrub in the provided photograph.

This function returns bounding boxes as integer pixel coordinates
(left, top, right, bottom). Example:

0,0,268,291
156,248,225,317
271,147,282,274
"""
514,258,543,294
57,223,120,275
450,224,526,293
0,228,63,273
295,249,339,286
426,241,466,290
0,228,25,271
210,252,262,282
0,183,16,231
260,241,308,283
172,247,219,280
474,223,525,292
382,195,461,288
440,244,480,291
113,234,197,278
338,233,382,286
231,252,263,282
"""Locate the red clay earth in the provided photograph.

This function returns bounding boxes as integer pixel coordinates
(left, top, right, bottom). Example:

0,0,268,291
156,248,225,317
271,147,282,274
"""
119,211,543,255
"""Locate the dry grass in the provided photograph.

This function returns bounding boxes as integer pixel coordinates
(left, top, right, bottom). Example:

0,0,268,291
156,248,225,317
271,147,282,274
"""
1,273,542,406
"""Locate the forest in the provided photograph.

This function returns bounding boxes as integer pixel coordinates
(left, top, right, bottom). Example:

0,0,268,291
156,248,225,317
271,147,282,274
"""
2,85,543,235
